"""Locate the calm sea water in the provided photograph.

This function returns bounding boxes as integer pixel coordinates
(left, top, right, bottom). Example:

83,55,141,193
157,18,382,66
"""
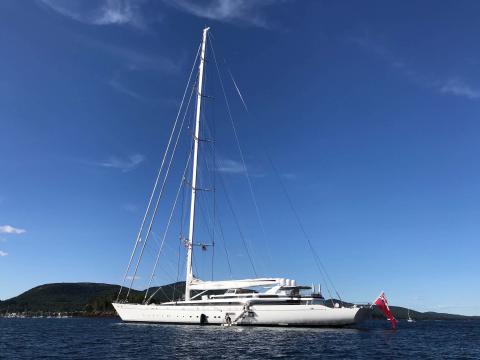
1,318,479,359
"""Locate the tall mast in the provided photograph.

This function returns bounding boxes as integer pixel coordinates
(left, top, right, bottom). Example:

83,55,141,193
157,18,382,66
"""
185,27,209,301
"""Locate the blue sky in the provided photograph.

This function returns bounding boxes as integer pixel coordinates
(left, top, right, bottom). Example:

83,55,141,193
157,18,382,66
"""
1,1,479,315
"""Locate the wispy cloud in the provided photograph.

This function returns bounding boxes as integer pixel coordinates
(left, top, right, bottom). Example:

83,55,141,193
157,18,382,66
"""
217,158,266,178
218,158,246,174
0,225,26,235
108,77,145,100
439,78,480,99
0,251,7,257
122,203,139,212
41,0,281,29
41,1,183,102
165,0,279,28
351,33,424,85
352,33,480,101
86,39,179,74
95,154,145,172
126,275,141,280
74,35,180,101
39,0,147,29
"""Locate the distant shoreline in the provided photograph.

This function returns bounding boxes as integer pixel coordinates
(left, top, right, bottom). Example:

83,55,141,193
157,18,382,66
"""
3,314,480,322
1,282,478,320
1,311,118,319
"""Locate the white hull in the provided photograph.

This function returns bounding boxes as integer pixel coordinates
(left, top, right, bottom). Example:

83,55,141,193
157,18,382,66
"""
113,302,370,327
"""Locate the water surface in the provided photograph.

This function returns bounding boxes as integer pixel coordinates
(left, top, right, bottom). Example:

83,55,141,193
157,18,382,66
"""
1,318,478,359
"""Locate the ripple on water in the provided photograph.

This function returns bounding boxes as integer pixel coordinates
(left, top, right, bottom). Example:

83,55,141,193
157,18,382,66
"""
1,318,479,359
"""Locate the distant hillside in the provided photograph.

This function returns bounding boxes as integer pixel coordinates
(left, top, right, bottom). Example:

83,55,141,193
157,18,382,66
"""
375,305,476,320
326,299,479,320
1,283,477,320
0,282,185,315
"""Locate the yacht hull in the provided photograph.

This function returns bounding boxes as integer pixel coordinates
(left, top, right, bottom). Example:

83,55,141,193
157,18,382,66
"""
112,302,370,327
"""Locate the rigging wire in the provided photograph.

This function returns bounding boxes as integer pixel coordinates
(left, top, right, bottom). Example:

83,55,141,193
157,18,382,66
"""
217,171,258,276
202,54,217,281
125,74,197,299
215,207,233,277
196,84,218,280
199,121,238,279
144,150,192,303
196,159,215,241
266,155,342,304
132,229,179,300
173,109,196,301
173,179,186,302
141,231,179,299
198,148,216,237
228,69,249,113
198,62,217,281
120,30,343,305
201,145,233,277
208,33,273,273
212,31,343,303
145,233,177,302
148,236,179,282
186,111,215,280
117,42,201,302
144,234,176,280
211,76,216,282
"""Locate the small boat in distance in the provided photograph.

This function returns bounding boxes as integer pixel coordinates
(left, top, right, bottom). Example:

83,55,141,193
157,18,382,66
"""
407,308,415,322
112,27,371,327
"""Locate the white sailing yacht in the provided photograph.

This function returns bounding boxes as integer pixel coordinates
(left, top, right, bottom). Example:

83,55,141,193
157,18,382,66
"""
112,27,370,327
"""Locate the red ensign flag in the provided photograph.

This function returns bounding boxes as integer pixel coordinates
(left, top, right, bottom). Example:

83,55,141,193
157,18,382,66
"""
374,292,397,329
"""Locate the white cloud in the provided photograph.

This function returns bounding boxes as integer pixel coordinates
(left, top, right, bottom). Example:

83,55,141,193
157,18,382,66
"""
351,33,420,83
126,275,141,280
440,78,480,99
41,0,281,28
75,34,180,102
0,225,26,235
0,251,7,257
165,0,278,28
218,158,246,174
352,33,480,101
97,154,145,172
82,38,179,74
108,78,145,100
217,158,266,178
73,35,179,100
39,0,147,29
95,1,140,25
